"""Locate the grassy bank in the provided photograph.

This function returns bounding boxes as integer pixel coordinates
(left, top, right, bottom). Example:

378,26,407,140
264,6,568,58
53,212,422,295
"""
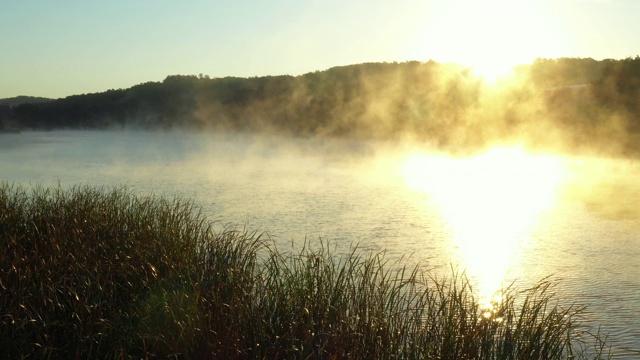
0,183,611,359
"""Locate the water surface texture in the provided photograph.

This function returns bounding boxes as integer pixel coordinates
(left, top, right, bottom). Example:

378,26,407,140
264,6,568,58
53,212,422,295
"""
2,130,639,358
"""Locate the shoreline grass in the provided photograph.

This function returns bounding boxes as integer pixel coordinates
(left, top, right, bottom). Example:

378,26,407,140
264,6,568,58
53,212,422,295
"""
0,183,611,359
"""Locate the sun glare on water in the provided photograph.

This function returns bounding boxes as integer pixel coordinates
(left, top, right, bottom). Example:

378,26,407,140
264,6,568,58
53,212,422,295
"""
402,147,567,306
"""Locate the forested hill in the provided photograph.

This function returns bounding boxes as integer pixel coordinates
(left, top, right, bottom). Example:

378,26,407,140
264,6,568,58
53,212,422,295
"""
0,96,53,107
2,58,640,155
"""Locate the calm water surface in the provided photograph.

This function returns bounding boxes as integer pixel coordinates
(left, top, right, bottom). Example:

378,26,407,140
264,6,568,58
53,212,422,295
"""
1,130,639,358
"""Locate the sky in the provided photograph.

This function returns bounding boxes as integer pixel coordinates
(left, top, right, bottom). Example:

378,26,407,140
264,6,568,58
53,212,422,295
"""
1,0,638,99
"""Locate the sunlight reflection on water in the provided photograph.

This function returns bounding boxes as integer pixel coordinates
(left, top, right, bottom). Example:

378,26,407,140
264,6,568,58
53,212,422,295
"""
401,147,568,306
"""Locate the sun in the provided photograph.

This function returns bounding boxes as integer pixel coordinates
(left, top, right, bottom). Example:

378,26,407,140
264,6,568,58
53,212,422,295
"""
402,147,567,305
414,0,563,83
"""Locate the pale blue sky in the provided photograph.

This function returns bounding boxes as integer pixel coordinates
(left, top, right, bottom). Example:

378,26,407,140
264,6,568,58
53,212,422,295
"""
1,0,638,98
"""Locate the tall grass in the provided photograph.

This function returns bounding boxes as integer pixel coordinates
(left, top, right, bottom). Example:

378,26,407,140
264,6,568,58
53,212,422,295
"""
0,183,611,359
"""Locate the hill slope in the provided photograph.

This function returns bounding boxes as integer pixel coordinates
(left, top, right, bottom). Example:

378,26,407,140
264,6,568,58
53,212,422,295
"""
2,57,639,155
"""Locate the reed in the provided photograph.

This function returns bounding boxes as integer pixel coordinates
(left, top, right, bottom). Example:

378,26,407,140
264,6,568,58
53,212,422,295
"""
0,183,611,359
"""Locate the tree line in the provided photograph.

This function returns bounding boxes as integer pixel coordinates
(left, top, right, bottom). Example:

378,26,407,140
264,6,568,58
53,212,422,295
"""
2,57,640,155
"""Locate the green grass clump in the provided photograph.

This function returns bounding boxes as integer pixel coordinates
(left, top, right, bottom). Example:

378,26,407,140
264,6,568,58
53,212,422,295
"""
0,183,611,359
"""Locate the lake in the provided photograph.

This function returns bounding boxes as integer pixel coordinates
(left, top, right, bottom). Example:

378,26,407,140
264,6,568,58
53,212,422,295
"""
2,130,639,358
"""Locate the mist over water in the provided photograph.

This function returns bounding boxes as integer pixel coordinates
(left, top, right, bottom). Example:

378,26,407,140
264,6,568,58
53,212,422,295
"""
1,130,640,358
